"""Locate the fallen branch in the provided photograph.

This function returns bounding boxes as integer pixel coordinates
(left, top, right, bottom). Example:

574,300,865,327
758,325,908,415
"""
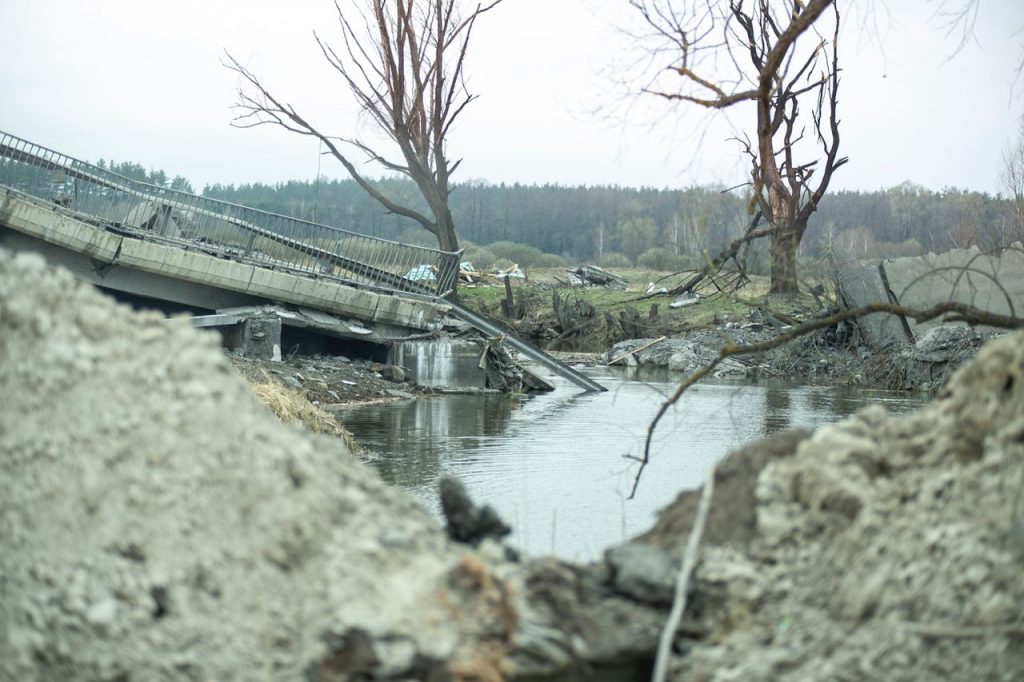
607,336,667,365
652,462,716,682
627,300,1022,498
623,214,769,306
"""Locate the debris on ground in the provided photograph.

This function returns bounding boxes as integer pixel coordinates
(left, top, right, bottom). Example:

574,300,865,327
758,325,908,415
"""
478,334,555,393
404,263,438,282
493,263,526,280
862,324,1005,392
607,336,668,366
459,261,481,284
229,353,426,406
566,264,628,288
669,293,700,308
601,304,1006,390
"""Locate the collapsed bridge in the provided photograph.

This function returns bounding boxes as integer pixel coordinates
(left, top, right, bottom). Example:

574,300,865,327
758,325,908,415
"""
0,130,603,392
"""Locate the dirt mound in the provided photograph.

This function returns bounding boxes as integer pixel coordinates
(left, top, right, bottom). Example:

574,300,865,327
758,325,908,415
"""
645,329,1024,680
0,250,512,681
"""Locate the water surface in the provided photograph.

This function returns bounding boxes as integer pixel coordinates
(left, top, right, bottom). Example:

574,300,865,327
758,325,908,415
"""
335,367,927,561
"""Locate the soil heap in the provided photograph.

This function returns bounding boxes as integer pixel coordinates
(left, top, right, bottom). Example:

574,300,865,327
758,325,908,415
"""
643,328,1024,680
0,249,516,681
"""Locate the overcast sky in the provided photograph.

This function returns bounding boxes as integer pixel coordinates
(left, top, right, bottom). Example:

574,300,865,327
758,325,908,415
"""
1,0,1022,194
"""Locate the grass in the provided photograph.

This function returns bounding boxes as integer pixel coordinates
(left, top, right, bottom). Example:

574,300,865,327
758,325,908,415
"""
247,375,358,451
456,266,823,336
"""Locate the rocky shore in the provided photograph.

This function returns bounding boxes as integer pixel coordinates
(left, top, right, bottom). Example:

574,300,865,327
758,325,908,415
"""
602,321,1003,392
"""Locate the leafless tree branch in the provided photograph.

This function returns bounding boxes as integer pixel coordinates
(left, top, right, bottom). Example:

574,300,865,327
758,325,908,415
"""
226,0,503,254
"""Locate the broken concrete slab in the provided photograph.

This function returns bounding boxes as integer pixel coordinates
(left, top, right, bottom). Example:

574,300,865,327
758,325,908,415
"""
835,244,1024,348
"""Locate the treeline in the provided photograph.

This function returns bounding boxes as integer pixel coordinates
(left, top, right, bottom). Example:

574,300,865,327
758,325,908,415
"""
96,160,195,194
202,177,1021,267
202,178,749,268
1,157,195,197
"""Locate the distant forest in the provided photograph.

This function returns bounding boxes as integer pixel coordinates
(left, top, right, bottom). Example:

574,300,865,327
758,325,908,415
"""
200,177,1021,270
80,158,1019,270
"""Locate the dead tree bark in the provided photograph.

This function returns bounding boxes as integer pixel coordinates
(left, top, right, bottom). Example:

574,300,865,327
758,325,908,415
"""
226,0,502,256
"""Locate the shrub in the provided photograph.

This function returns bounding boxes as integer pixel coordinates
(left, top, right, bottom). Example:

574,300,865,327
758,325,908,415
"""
461,243,499,270
637,247,692,272
535,253,567,268
485,241,563,268
596,252,633,268
486,240,549,267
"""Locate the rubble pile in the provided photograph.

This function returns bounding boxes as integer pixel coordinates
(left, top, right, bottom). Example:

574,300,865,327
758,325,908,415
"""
602,307,884,384
229,353,422,405
893,324,1003,392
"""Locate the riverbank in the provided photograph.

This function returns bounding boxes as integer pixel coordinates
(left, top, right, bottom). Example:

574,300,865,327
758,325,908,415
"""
601,322,1003,392
229,352,426,406
459,267,1002,393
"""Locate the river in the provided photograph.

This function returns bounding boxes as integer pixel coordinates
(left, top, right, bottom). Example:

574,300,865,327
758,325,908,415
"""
334,367,928,561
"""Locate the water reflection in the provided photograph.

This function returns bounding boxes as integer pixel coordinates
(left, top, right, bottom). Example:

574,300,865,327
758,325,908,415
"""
335,369,927,562
354,393,517,488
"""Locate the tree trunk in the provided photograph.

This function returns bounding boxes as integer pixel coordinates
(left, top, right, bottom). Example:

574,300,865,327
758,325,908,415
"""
769,225,799,294
435,207,460,253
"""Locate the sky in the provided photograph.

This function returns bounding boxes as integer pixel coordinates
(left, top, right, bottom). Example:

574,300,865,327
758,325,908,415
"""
1,0,1022,194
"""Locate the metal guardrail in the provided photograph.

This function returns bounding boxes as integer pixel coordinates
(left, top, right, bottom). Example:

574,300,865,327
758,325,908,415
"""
0,131,461,297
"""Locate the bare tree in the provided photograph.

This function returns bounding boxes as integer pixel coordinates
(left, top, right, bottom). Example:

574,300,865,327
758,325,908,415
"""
631,0,846,294
1002,115,1024,244
226,0,501,255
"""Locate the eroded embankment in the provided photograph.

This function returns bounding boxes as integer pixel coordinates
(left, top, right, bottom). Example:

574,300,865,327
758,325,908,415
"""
642,329,1024,680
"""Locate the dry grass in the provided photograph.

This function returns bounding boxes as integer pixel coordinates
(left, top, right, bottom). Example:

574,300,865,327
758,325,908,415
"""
248,378,358,451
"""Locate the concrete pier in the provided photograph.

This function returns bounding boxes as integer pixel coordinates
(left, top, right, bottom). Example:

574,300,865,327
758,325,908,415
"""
389,338,488,389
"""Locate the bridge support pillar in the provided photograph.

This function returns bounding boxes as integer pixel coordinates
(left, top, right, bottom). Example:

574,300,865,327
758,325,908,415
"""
241,315,282,362
389,338,486,389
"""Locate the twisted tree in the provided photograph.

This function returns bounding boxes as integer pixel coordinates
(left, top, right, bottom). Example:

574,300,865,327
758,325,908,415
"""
226,0,502,254
632,0,846,294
